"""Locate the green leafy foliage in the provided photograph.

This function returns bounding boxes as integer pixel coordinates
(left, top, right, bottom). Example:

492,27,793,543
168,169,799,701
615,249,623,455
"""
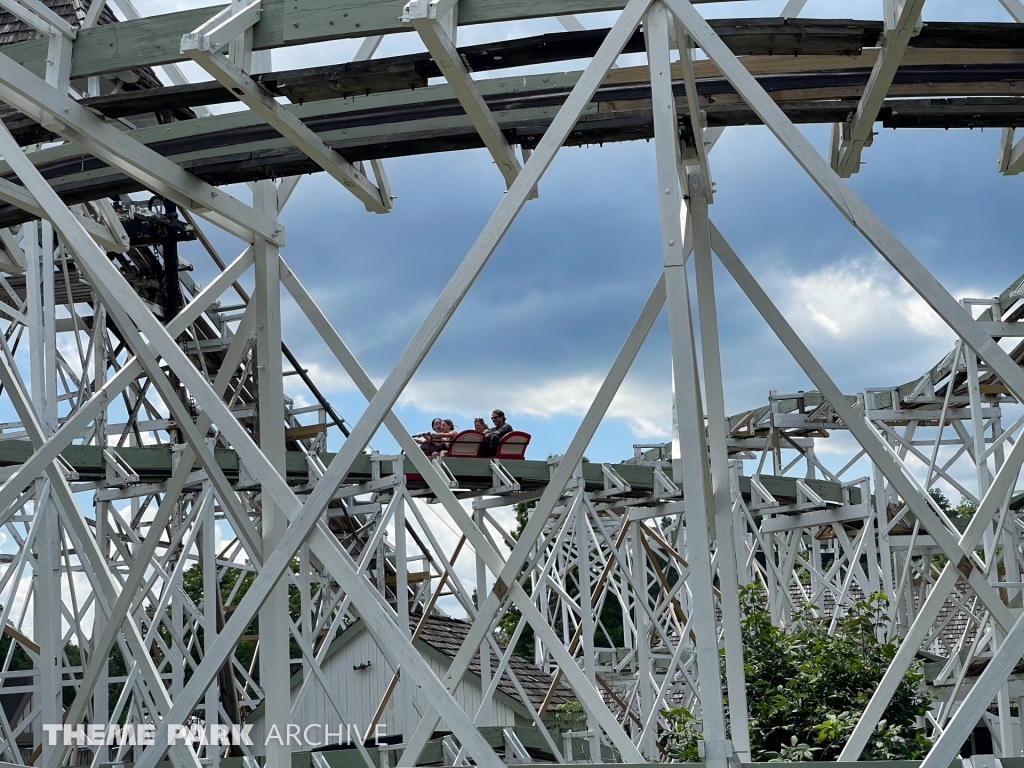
495,502,537,659
0,632,34,673
133,557,324,707
179,562,260,682
495,502,625,660
661,585,932,762
955,498,978,519
930,488,976,519
763,735,819,763
552,701,586,730
929,488,953,515
660,706,703,763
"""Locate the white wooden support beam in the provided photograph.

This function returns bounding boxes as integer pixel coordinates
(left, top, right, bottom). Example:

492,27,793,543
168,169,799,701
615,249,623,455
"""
0,227,24,273
833,0,925,177
350,34,396,208
440,0,459,40
674,26,712,201
1000,0,1024,22
229,0,258,71
688,170,750,760
403,0,521,189
179,0,261,54
0,51,284,245
109,0,139,18
253,178,292,768
557,15,587,31
780,0,807,18
94,198,130,249
355,35,384,60
646,8,732,761
368,159,393,205
998,127,1024,175
41,13,73,133
82,0,107,29
0,178,129,252
181,44,391,213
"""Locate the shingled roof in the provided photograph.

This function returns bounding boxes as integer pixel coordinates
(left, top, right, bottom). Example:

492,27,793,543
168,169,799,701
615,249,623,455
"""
0,0,163,91
0,0,115,45
787,581,976,657
246,613,578,727
416,614,576,711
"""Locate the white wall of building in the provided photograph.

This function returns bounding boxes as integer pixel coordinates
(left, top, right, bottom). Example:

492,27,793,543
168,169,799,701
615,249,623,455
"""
246,626,524,755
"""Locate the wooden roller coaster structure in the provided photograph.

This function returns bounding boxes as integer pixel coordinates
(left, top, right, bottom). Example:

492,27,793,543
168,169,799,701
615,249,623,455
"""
0,1,1020,767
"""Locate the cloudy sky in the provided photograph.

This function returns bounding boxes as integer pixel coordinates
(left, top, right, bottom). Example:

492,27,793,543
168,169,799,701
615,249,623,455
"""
129,0,1024,490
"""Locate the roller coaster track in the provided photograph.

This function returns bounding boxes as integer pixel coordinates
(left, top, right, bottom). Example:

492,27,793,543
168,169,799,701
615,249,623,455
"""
2,20,1024,225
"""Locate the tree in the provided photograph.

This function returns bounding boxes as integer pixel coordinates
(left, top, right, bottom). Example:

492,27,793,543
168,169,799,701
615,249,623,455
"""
495,502,537,659
661,585,932,762
929,488,953,516
930,488,976,519
179,557,321,684
496,500,625,660
954,497,978,519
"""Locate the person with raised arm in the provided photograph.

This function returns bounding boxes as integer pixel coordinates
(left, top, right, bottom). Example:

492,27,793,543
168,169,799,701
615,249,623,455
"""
414,418,444,455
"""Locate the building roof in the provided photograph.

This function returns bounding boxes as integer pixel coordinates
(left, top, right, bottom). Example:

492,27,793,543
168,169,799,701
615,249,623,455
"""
786,581,975,658
247,613,577,726
0,0,163,91
0,0,116,45
0,675,30,734
415,614,576,712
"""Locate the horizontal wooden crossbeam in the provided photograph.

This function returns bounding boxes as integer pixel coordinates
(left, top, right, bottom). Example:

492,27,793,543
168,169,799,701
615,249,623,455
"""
0,41,1022,226
0,441,857,503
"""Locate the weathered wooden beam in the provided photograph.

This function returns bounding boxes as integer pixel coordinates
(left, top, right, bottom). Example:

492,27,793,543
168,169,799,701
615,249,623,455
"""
0,47,1022,224
0,98,1020,229
57,20,873,117
911,21,1024,49
0,439,848,502
0,0,740,80
0,18,1015,149
71,24,1024,124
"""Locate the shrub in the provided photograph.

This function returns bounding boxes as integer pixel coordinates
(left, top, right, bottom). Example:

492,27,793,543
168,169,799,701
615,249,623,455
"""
661,585,932,762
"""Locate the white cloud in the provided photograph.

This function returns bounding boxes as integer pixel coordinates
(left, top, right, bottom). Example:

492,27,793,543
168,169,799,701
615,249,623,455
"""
399,373,671,439
782,256,953,344
289,360,359,396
